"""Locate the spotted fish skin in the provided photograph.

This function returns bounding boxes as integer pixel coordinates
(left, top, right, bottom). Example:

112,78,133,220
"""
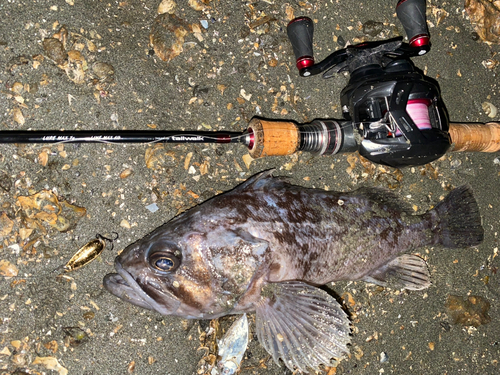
104,170,483,373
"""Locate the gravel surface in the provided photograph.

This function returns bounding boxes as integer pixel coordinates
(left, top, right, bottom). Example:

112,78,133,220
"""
0,1,499,374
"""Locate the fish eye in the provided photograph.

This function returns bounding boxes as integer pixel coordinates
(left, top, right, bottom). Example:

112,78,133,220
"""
149,251,181,273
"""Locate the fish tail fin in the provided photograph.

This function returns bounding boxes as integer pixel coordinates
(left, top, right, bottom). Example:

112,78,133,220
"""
426,185,484,248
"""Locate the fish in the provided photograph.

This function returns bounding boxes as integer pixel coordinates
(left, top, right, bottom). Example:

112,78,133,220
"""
103,170,484,373
214,314,249,375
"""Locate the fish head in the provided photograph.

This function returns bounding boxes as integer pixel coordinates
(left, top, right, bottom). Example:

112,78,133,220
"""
219,361,238,375
104,229,226,319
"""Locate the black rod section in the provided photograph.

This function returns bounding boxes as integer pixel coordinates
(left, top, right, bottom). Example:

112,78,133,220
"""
0,130,245,144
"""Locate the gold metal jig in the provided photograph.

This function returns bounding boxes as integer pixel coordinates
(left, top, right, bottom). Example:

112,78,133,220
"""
63,232,118,272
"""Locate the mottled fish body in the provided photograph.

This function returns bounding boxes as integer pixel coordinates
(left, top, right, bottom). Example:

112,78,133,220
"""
104,171,483,373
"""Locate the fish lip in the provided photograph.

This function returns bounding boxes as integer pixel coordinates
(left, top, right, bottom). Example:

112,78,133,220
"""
104,260,180,315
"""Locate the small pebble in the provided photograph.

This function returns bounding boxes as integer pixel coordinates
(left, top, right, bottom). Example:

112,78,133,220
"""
83,311,95,320
11,82,24,95
146,203,159,213
0,260,18,277
482,102,498,118
445,294,491,327
337,35,346,47
92,62,115,79
120,168,133,179
450,159,461,169
440,321,451,331
42,38,67,64
157,0,176,15
200,20,209,29
120,219,131,229
380,351,388,363
362,20,383,37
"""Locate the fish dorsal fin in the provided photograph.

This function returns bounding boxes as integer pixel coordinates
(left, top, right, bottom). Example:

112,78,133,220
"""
235,169,288,193
361,254,431,291
255,281,351,373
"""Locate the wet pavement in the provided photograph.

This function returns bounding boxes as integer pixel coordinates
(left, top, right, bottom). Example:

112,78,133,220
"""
0,0,499,374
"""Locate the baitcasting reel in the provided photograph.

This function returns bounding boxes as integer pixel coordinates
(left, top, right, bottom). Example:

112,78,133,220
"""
285,0,451,167
4,1,497,166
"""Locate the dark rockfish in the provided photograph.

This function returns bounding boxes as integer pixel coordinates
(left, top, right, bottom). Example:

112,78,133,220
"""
104,171,483,373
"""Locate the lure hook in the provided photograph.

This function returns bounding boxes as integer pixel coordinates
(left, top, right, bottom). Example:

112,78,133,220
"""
96,232,119,251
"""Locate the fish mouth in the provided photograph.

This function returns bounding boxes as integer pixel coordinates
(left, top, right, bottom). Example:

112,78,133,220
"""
103,260,181,315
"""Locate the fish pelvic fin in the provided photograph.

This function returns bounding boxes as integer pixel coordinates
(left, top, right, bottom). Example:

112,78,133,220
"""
255,281,351,373
362,254,431,291
426,185,484,248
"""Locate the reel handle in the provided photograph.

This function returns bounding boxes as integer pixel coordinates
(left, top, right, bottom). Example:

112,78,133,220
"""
287,1,431,76
396,0,430,55
287,17,315,74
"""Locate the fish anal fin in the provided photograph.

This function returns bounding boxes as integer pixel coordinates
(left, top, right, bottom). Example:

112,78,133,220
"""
255,281,351,373
362,254,431,291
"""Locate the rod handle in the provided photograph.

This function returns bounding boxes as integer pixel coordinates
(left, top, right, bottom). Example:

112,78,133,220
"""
247,118,299,158
449,122,500,152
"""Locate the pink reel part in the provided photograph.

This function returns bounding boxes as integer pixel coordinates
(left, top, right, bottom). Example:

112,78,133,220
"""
394,98,432,136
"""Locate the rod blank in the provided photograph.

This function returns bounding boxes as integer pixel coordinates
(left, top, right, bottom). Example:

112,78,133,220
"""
0,130,243,144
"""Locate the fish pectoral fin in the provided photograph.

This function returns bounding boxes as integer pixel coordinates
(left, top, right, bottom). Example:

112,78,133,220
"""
361,254,431,291
255,281,351,373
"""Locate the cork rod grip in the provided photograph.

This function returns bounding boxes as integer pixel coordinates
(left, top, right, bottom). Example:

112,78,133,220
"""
247,118,300,158
449,122,500,152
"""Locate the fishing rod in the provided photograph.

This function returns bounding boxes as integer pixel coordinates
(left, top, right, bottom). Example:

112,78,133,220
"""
2,117,498,162
1,0,498,167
